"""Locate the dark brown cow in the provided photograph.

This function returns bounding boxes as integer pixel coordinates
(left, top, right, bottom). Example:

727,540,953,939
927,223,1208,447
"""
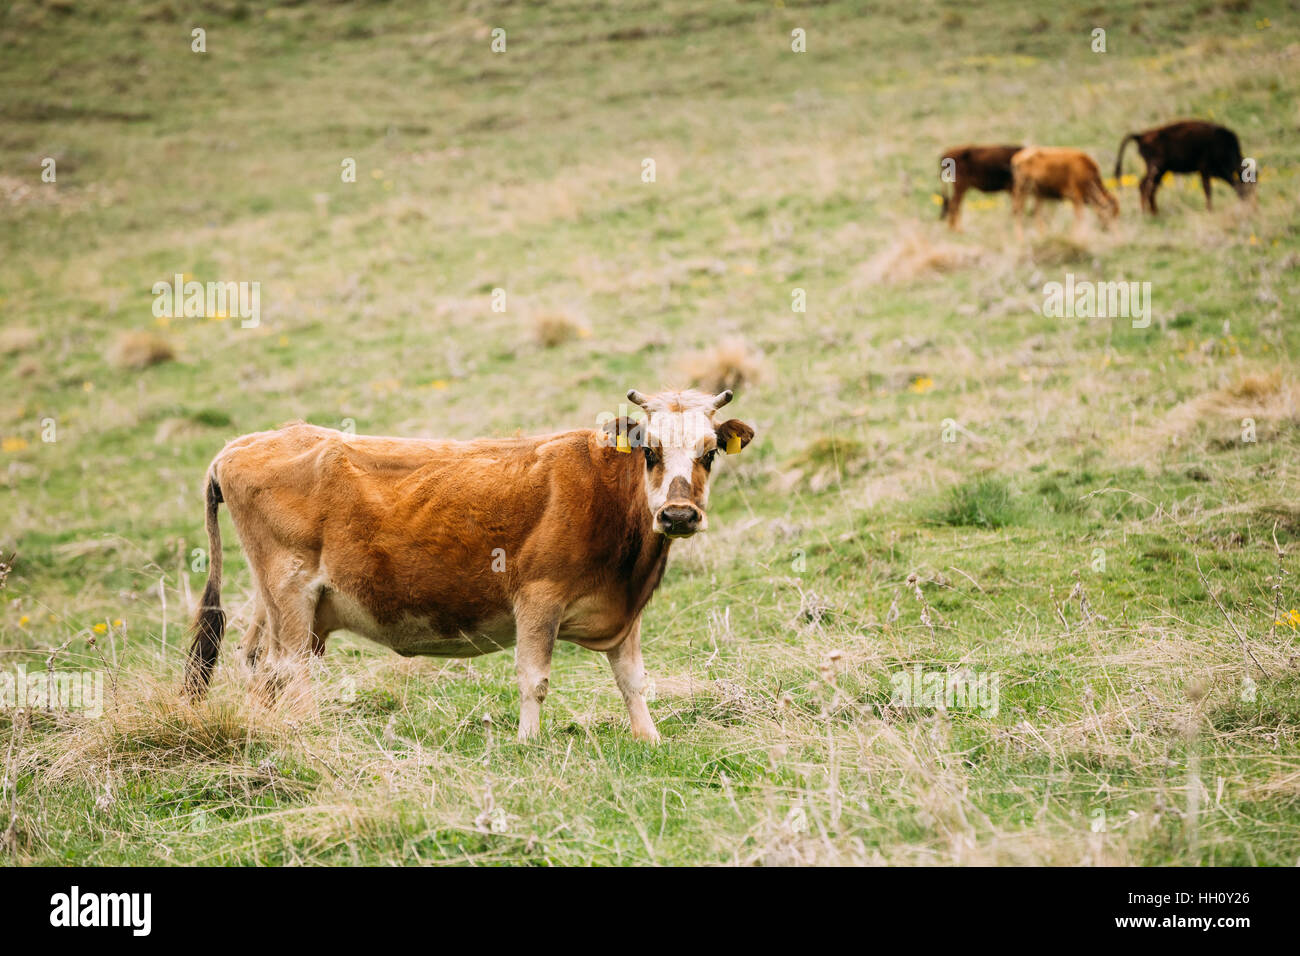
938,144,1022,230
185,388,755,742
1115,120,1254,214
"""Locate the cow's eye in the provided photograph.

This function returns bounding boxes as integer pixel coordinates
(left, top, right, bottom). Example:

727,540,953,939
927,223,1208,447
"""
644,446,660,469
701,450,716,471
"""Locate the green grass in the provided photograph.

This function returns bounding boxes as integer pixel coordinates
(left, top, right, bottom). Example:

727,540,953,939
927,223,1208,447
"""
2,0,1300,865
934,476,1018,528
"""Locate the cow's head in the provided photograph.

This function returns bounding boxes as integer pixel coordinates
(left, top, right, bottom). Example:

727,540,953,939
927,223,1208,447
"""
1232,167,1257,201
618,387,754,538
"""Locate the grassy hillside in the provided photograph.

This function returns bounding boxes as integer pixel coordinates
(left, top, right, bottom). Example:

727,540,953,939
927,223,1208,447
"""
2,0,1299,864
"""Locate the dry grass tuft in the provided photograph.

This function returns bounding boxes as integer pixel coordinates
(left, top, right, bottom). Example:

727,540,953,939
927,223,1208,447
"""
153,417,205,445
1028,234,1092,267
857,228,983,285
679,335,766,393
1225,371,1281,400
39,677,282,786
1155,371,1299,447
532,311,589,348
783,434,870,491
0,327,39,355
0,175,58,208
109,330,175,369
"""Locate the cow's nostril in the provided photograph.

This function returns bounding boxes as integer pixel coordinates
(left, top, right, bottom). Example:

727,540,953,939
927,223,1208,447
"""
660,505,701,533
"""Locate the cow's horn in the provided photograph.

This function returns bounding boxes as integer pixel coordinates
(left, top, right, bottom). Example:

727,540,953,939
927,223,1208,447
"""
627,389,649,408
712,389,734,410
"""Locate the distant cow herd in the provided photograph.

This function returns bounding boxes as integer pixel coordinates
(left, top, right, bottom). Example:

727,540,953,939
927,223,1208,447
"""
939,120,1254,234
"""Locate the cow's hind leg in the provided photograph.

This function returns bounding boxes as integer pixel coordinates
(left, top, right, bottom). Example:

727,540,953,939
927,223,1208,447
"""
1200,169,1213,210
606,617,659,743
1138,162,1156,214
513,596,561,742
238,601,267,678
254,562,322,714
243,600,329,696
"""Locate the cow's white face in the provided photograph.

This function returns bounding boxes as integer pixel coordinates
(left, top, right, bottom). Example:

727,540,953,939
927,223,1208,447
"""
624,388,754,538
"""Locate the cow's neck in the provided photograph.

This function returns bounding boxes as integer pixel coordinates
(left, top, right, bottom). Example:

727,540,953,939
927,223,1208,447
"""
610,449,672,620
626,517,670,622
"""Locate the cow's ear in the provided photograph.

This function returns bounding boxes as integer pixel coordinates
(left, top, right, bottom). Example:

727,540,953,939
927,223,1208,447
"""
601,416,645,452
716,419,754,454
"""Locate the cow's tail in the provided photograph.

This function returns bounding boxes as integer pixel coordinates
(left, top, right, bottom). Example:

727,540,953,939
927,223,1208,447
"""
1114,133,1138,181
184,471,225,699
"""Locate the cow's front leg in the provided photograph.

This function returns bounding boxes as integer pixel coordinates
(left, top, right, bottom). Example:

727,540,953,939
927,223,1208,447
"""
946,183,967,231
1070,197,1086,238
513,599,561,742
606,617,660,743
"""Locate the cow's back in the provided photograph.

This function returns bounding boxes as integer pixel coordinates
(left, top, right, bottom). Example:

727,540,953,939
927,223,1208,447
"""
1013,147,1102,195
944,144,1021,192
1145,121,1241,174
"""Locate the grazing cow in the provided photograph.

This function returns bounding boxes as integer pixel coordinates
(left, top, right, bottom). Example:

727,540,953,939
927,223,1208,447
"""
1010,146,1119,240
185,388,755,743
938,144,1022,230
1115,120,1254,214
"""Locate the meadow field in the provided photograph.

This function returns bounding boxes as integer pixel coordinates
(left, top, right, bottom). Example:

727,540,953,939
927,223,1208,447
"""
2,0,1299,865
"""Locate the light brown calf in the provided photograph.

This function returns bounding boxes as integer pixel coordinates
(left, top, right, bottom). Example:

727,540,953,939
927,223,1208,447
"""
185,388,754,742
1010,146,1119,240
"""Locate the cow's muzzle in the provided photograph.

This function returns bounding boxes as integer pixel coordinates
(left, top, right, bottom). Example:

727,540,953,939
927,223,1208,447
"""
657,503,704,538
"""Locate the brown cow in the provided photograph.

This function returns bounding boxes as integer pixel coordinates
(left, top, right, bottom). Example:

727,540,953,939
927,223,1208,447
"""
184,388,755,743
938,144,1022,230
1115,120,1254,215
1010,146,1119,240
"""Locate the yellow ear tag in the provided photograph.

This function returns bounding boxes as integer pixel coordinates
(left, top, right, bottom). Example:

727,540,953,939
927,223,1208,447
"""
726,435,742,455
616,433,631,453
